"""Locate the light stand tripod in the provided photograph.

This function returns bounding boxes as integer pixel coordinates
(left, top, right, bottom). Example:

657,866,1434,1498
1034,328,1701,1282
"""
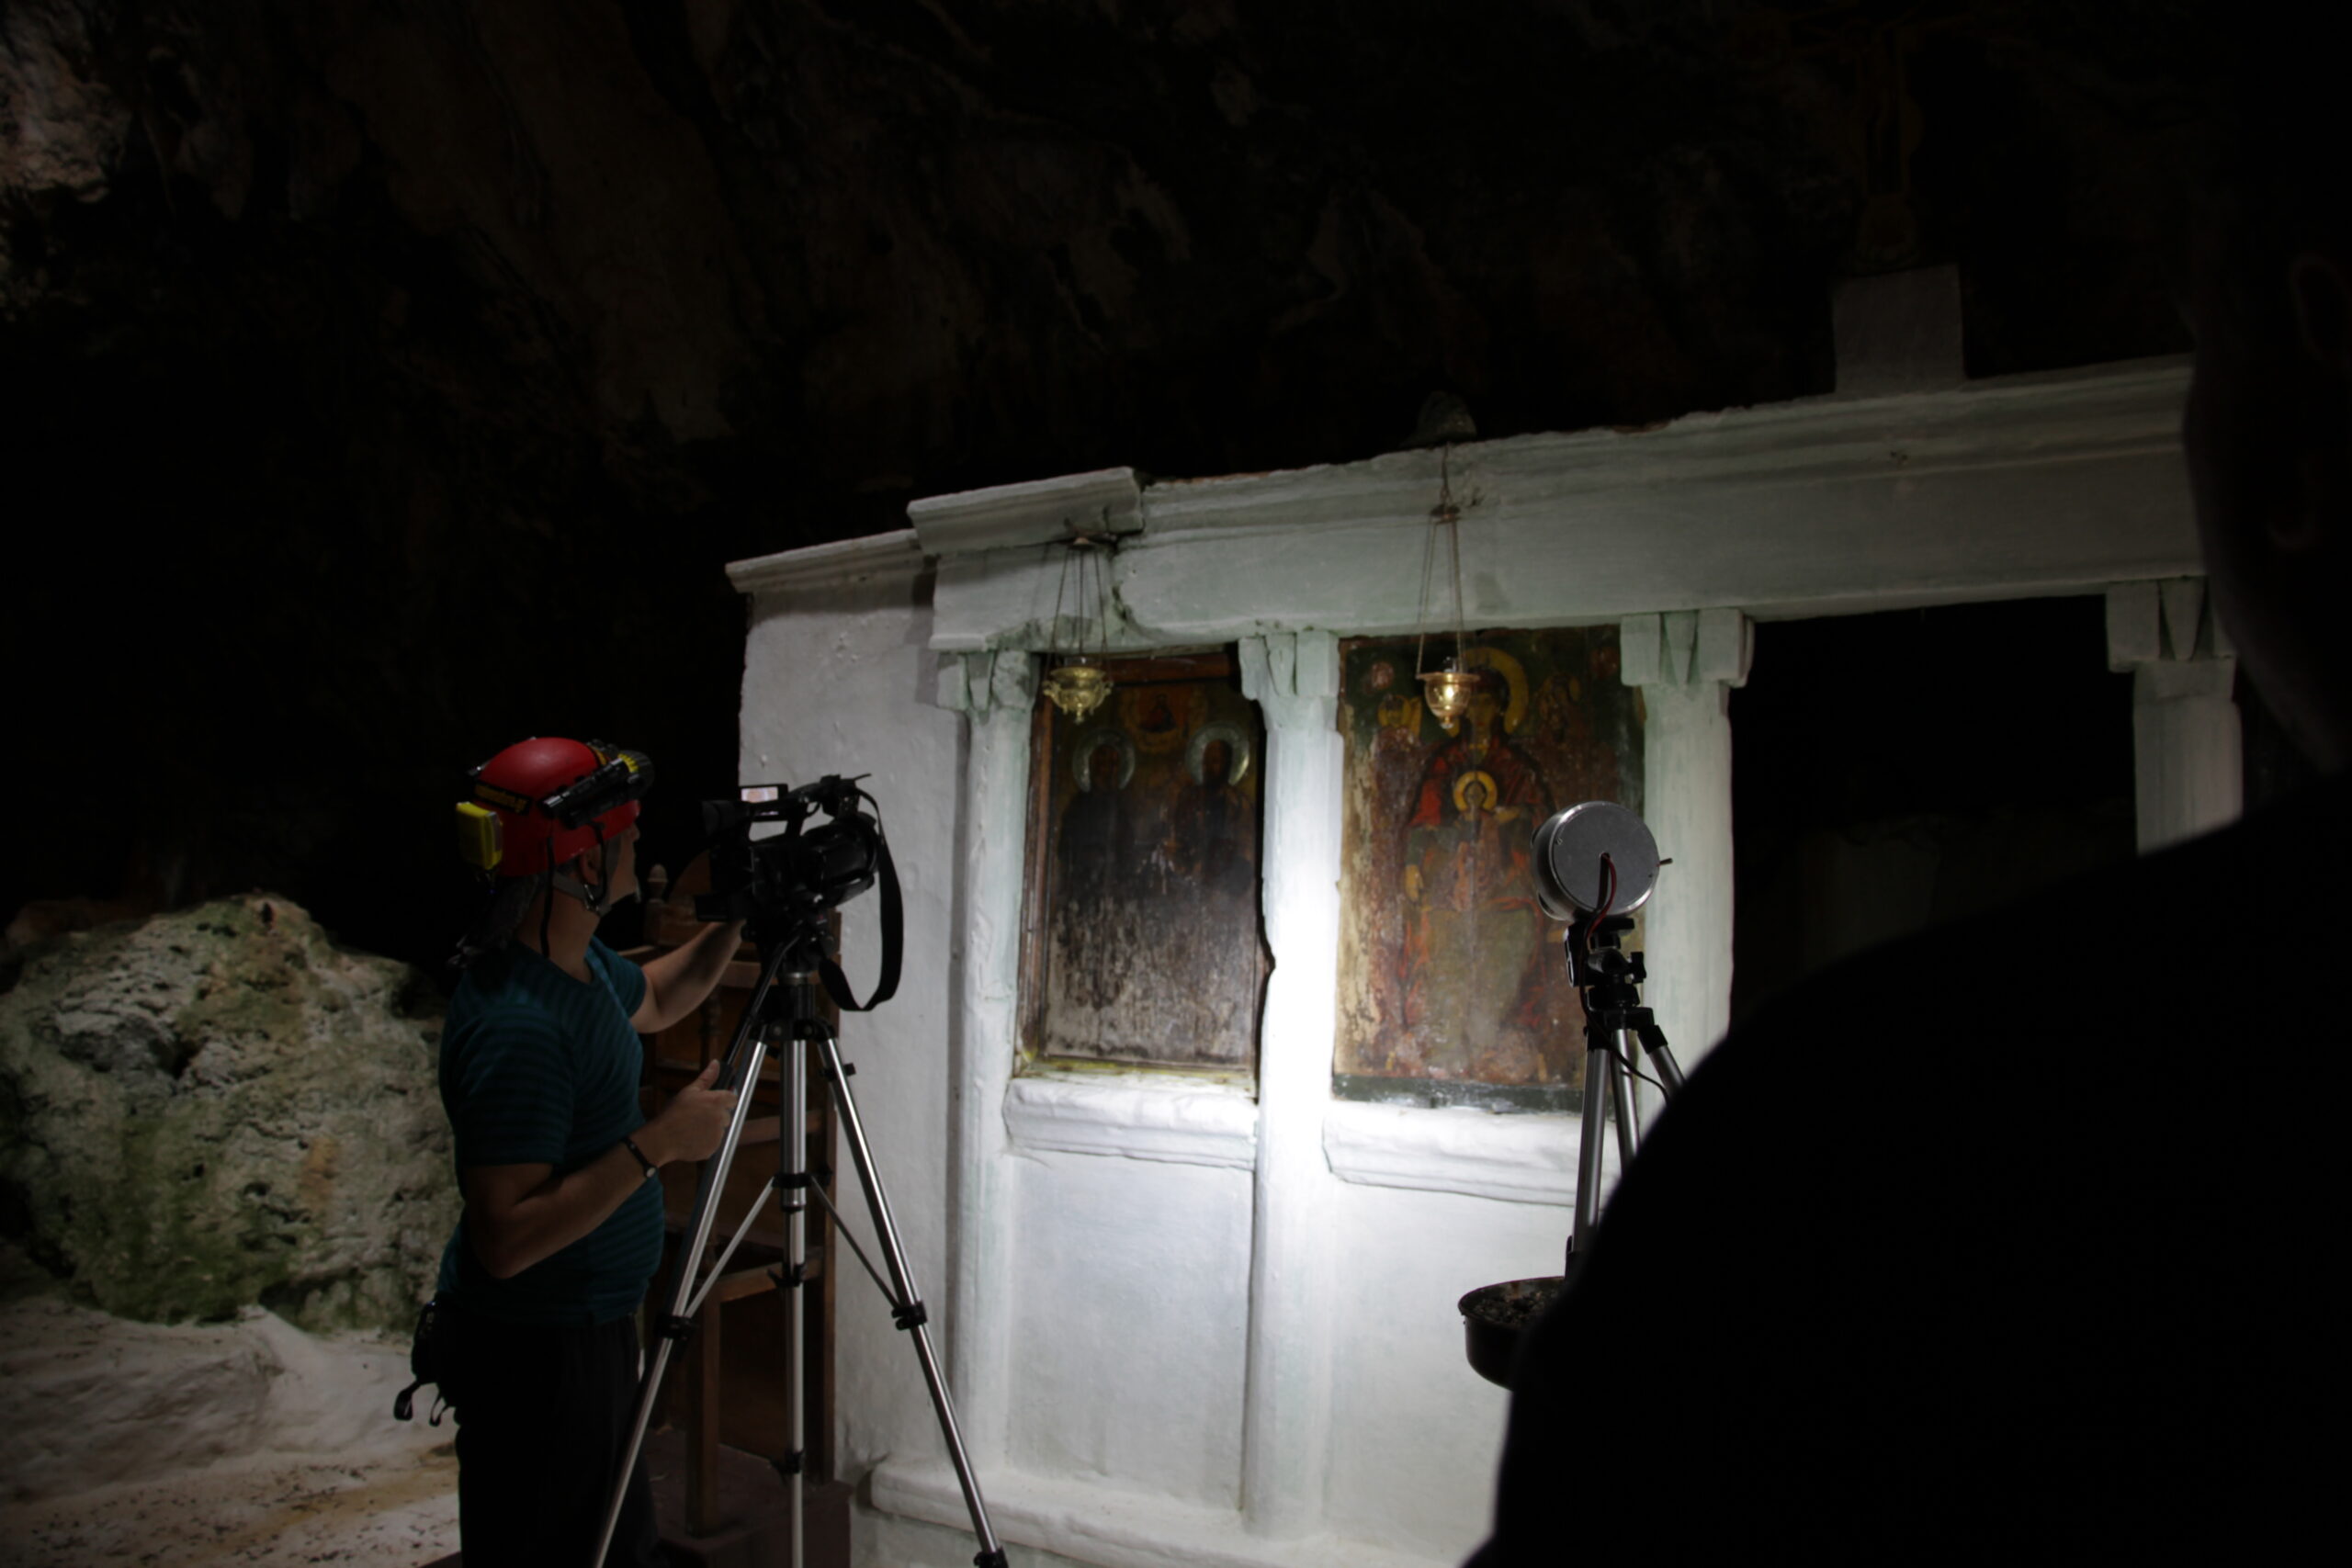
1561,909,1686,1272
590,914,1008,1568
1460,801,1685,1385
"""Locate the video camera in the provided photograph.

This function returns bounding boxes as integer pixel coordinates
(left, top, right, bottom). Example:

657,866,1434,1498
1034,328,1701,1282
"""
695,774,886,925
695,774,901,1014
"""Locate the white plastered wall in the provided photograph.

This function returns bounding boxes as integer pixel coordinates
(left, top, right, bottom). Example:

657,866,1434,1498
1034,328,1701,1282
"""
735,549,967,1496
730,349,2228,1568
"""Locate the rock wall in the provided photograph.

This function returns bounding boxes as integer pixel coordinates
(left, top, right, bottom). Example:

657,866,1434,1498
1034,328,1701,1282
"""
0,895,458,1333
0,2,2221,977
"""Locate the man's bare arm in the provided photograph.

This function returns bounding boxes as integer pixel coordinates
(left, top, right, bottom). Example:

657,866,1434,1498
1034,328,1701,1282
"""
465,1061,735,1278
630,920,747,1035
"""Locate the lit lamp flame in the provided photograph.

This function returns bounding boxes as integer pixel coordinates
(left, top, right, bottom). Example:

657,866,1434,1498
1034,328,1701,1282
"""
1043,655,1113,720
1420,663,1477,731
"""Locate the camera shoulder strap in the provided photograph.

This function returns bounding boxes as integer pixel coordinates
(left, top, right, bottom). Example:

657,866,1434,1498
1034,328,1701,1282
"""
819,807,902,1013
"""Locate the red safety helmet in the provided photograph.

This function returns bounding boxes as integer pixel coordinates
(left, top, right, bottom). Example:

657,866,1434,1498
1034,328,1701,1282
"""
457,737,650,878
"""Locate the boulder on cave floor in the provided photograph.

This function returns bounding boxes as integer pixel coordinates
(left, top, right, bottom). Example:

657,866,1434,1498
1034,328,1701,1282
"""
0,895,458,1334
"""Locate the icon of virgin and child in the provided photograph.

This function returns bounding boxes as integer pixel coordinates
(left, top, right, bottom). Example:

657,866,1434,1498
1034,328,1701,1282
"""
1391,646,1567,1085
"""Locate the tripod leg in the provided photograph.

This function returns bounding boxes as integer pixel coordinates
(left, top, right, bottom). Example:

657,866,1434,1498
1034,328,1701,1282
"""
589,1027,773,1568
1624,1056,1647,1143
782,1031,808,1568
1606,1029,1639,1168
1571,1040,1613,1271
816,1032,1008,1568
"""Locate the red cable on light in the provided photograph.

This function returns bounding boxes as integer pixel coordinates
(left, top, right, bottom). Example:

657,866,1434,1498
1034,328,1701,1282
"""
1585,852,1618,950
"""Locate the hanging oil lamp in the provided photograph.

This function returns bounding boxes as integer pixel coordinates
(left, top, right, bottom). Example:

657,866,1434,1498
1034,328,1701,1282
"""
1043,657,1111,720
1041,532,1116,720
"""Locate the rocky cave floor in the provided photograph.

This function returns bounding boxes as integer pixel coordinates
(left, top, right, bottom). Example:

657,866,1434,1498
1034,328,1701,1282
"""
1,1444,458,1567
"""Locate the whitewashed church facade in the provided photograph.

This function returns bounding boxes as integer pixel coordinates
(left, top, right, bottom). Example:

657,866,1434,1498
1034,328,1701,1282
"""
727,272,2228,1568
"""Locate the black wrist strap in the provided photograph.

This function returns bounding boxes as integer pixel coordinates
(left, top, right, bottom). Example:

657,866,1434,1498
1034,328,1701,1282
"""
622,1135,658,1179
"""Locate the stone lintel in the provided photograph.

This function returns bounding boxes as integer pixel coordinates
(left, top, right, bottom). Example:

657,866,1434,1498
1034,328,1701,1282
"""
908,468,1143,557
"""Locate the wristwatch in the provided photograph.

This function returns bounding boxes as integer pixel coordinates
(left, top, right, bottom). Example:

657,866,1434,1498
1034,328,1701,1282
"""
622,1134,659,1179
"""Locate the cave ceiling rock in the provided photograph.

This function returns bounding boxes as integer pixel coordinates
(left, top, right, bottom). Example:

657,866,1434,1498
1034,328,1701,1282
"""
0,1,132,207
1,1,2218,532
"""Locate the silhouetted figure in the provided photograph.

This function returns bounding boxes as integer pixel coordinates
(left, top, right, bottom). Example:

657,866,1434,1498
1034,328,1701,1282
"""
1466,22,2346,1562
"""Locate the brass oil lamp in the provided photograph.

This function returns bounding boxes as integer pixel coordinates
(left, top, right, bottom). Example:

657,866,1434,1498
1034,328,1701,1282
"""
1419,660,1477,731
1042,533,1117,719
1042,654,1112,720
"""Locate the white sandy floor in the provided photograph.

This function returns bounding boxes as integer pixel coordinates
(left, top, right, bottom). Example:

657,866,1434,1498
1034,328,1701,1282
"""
0,1286,462,1567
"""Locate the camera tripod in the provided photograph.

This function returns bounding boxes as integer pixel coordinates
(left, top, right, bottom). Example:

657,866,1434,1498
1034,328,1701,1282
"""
1564,911,1688,1270
591,918,1007,1568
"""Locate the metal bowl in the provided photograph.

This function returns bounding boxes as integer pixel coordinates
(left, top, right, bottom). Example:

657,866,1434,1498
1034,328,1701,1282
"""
1458,1275,1565,1388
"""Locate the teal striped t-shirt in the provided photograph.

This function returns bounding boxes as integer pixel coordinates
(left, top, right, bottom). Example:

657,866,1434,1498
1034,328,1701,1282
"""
435,937,665,1325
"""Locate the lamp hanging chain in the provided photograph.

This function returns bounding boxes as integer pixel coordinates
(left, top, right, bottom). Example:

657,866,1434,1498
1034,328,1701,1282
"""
1048,537,1074,663
1091,537,1110,661
1415,446,1452,679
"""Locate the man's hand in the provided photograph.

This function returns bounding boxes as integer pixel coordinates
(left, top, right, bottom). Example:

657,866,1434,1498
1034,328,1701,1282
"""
639,1060,737,1166
463,1067,740,1279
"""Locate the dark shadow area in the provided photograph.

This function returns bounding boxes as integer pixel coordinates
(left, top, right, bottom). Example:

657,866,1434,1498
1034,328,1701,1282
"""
1729,596,2135,1026
2239,663,2325,812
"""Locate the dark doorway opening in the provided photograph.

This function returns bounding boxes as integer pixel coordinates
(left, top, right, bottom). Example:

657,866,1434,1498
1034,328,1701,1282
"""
1728,597,2134,1026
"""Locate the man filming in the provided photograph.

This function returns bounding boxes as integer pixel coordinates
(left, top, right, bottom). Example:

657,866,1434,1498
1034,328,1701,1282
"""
434,736,748,1567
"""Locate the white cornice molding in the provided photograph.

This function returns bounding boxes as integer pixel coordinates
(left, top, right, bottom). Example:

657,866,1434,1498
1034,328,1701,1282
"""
907,467,1144,557
726,527,926,597
1002,1074,1258,1169
728,355,2197,642
922,355,2197,649
1135,356,2190,542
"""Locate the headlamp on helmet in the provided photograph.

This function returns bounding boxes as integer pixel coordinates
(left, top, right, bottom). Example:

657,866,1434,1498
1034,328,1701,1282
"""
457,737,654,877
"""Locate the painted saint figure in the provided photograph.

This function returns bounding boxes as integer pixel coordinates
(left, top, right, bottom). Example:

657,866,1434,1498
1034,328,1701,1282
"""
1160,724,1252,896
1051,733,1136,1014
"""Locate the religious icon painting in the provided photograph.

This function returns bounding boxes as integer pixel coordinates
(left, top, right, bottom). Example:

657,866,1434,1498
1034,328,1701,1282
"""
1333,626,1644,1111
1020,650,1269,1075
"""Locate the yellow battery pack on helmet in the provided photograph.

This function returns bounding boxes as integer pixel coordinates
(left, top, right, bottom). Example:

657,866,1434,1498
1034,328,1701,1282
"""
456,801,505,872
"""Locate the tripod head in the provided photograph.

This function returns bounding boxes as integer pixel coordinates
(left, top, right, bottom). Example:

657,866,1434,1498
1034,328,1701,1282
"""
746,907,837,968
1565,911,1646,996
1567,902,1666,1021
